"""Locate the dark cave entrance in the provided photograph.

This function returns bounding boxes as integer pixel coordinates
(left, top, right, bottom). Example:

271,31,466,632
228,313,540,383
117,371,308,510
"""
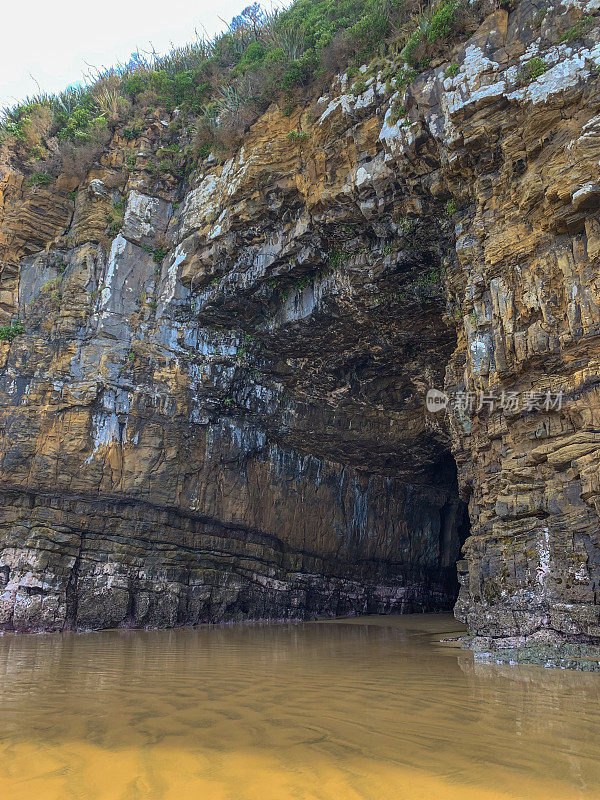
432,450,471,609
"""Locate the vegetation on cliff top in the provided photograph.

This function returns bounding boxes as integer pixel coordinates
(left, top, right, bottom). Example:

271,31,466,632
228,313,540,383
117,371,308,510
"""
0,0,478,176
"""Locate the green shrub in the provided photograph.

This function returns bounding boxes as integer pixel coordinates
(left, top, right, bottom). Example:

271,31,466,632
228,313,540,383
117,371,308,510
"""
264,47,287,66
399,1,463,68
559,16,592,44
0,322,25,341
122,73,150,97
400,30,422,66
52,90,108,142
329,251,350,270
122,126,142,141
286,129,308,141
275,0,359,53
346,8,391,59
446,200,457,215
235,41,268,74
427,0,460,43
519,57,548,84
394,65,417,88
351,79,367,95
389,101,406,125
26,172,53,187
282,51,317,88
1,0,484,167
445,63,459,78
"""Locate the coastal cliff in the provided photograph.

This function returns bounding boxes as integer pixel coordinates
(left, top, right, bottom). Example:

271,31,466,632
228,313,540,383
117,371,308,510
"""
0,0,599,667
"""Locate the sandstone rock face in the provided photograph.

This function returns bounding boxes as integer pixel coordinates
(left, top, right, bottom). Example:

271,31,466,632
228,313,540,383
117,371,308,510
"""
0,91,465,634
0,0,599,665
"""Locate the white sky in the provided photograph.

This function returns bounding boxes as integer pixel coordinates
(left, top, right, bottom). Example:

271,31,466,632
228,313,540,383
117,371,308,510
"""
1,0,260,109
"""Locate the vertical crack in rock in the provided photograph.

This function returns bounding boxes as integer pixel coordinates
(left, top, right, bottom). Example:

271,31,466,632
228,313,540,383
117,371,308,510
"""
65,529,84,630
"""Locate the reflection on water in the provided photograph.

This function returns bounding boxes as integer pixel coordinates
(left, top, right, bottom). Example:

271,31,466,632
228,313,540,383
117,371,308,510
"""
0,614,599,799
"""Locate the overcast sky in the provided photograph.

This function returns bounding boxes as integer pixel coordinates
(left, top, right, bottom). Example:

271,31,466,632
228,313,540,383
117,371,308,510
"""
1,0,263,109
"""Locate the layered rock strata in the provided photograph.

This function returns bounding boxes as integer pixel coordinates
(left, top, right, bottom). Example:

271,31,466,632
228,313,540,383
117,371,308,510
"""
1,0,599,667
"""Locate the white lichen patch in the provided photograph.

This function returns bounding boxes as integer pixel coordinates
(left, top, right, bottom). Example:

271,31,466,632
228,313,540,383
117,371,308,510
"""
508,45,600,105
85,410,121,463
100,234,127,312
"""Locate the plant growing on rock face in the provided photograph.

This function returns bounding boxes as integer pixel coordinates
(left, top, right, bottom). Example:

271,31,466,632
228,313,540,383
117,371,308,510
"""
518,57,548,85
122,125,142,141
445,63,459,78
446,200,457,215
0,322,25,341
40,276,62,295
420,268,440,285
396,217,414,236
26,172,53,187
427,0,460,43
107,198,125,237
294,274,313,291
394,65,417,89
351,79,367,96
559,16,593,44
389,101,407,125
329,250,349,270
286,129,307,141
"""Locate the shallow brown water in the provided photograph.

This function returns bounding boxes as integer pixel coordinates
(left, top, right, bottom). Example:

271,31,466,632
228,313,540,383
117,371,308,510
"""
0,614,599,799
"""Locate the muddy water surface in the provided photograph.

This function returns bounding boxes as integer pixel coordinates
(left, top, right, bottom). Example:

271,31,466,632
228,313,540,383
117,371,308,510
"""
0,614,598,799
